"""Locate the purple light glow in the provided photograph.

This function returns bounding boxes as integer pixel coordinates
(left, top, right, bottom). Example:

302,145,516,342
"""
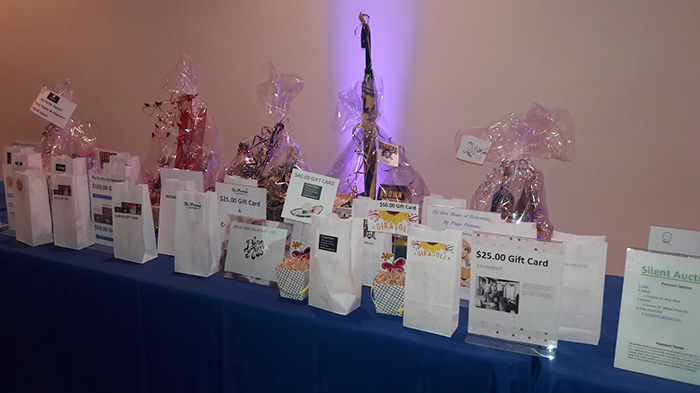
328,1,422,147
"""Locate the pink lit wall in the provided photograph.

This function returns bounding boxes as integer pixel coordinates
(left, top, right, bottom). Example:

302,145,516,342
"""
1,1,699,275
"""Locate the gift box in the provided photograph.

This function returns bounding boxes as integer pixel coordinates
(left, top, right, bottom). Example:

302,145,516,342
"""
371,263,405,317
275,256,310,301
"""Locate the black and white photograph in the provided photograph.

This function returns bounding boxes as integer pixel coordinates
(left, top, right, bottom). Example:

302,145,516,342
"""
474,276,520,314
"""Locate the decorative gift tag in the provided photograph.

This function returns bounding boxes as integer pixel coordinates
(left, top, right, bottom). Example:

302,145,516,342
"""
366,199,420,235
456,135,491,165
281,169,339,224
468,232,565,357
29,89,77,129
223,217,292,284
377,140,399,167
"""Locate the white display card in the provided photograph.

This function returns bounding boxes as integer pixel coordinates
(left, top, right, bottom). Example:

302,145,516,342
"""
366,199,420,235
468,232,565,358
90,173,126,246
215,182,266,240
281,169,339,224
424,206,501,301
456,135,492,165
29,89,76,129
614,249,700,386
648,226,700,258
224,219,292,284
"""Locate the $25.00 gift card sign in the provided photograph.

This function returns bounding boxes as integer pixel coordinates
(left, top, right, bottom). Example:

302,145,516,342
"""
366,200,420,236
468,232,565,354
281,169,339,224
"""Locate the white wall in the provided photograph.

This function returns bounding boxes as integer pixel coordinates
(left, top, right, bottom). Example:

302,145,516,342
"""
1,0,699,275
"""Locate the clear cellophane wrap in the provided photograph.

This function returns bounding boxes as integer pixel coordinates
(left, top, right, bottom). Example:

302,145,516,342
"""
142,55,223,205
38,79,99,174
327,80,429,209
229,63,310,221
456,104,575,241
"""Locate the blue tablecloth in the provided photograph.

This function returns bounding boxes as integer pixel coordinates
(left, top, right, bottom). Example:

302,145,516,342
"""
0,177,696,392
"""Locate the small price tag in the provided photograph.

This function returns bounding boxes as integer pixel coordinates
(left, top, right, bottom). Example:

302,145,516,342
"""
378,140,399,167
457,135,491,165
29,89,77,129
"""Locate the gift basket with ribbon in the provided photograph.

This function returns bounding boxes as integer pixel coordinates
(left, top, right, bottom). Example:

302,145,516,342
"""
456,103,575,241
142,55,223,205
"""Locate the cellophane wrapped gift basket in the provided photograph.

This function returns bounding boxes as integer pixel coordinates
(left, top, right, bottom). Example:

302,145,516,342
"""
142,54,223,206
456,103,575,241
226,63,311,221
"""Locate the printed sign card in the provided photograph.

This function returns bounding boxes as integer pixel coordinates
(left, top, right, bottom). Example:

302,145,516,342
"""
223,217,292,285
648,226,700,257
29,89,77,129
614,249,700,386
366,199,420,235
424,206,501,301
467,232,565,358
90,173,126,246
281,169,339,224
215,182,267,241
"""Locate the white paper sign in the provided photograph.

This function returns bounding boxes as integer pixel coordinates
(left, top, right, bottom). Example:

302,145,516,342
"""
215,182,266,240
469,232,565,349
614,249,700,386
648,226,700,258
457,135,492,165
377,140,399,167
224,221,290,282
29,89,76,129
366,199,420,235
281,169,339,224
90,173,126,246
424,206,501,300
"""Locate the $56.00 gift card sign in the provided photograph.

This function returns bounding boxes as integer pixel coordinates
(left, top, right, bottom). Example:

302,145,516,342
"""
367,200,420,235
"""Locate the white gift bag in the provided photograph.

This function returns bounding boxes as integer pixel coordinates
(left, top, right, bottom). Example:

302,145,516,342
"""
309,215,363,315
112,183,157,264
174,191,221,277
352,197,393,286
50,156,95,250
14,168,53,246
157,178,196,255
4,148,41,231
404,226,461,337
553,231,608,345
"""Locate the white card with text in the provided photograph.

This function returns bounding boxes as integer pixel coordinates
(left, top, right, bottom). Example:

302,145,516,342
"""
29,89,77,129
281,169,339,224
468,232,565,352
457,135,492,165
614,249,700,386
648,226,700,258
366,199,420,235
90,173,126,247
215,182,267,240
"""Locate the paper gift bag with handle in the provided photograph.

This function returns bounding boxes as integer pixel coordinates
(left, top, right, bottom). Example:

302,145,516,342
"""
50,156,95,250
112,183,157,264
158,178,197,255
404,226,462,337
14,168,53,246
174,190,221,277
309,214,363,315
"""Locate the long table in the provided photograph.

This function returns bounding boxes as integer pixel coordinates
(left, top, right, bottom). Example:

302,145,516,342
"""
0,189,696,392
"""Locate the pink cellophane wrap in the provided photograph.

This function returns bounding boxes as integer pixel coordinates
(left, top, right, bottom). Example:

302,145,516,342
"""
38,79,99,173
327,80,429,207
244,64,311,221
142,55,223,204
457,104,575,241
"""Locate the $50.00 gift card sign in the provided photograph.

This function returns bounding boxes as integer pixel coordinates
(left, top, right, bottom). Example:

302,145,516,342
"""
467,232,565,358
366,200,420,236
